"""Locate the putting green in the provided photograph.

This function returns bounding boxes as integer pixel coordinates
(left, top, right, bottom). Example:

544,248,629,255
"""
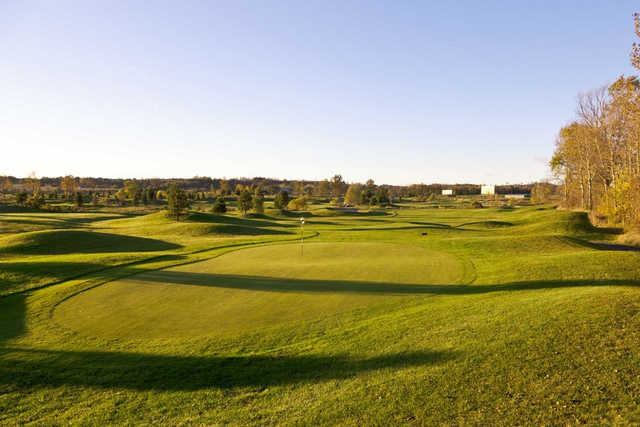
54,242,466,339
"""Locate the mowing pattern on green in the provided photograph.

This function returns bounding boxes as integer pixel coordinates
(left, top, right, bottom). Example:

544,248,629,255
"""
54,242,465,339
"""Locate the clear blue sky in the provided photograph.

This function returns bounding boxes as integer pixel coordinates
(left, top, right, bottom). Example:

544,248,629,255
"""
2,1,638,185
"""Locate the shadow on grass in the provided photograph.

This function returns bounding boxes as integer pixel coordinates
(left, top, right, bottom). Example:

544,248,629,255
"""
0,213,128,227
0,294,26,343
0,230,181,255
561,236,640,252
0,261,107,294
0,256,187,296
456,221,514,229
188,212,294,228
204,224,292,236
0,347,457,390
129,270,640,295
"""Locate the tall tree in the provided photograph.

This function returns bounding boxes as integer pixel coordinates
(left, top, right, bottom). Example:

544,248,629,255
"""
61,175,77,200
274,190,290,210
238,189,253,216
0,176,11,201
344,183,363,206
330,174,345,199
166,183,189,221
26,172,41,197
252,190,265,214
632,13,640,70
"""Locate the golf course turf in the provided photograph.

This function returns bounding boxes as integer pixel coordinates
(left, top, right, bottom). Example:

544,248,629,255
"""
1,203,640,424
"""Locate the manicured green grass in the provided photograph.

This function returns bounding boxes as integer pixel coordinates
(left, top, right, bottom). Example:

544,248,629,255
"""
1,203,640,424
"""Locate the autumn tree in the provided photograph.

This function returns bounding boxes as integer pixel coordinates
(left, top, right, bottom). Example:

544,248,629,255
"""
632,13,640,70
344,183,363,206
61,175,77,200
314,180,330,198
288,196,307,211
26,172,41,197
0,176,11,201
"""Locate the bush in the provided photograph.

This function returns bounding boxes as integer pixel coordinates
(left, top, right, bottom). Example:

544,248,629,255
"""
472,201,483,209
212,198,227,214
288,197,308,211
252,192,265,214
16,192,28,206
26,194,45,209
274,190,290,210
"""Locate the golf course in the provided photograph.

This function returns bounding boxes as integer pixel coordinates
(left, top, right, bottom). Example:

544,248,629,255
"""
2,201,640,424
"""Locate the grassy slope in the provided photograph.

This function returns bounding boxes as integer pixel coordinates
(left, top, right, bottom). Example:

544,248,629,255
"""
1,204,640,424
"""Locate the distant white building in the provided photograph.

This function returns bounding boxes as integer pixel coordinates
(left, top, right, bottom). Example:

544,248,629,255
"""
481,185,495,195
442,189,454,196
505,194,527,199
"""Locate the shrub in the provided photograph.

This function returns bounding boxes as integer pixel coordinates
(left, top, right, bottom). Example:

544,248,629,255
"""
212,198,227,214
288,196,308,211
252,191,265,214
472,201,483,209
274,190,290,210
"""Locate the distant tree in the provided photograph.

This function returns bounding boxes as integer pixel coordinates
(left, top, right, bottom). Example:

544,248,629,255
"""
531,182,555,204
344,184,363,206
26,193,44,209
61,175,77,200
74,192,83,207
124,180,141,200
166,183,189,221
16,192,28,206
375,187,389,206
212,197,227,214
288,196,308,211
26,172,41,197
142,190,149,205
238,189,253,216
252,190,265,214
234,183,244,196
133,189,142,206
365,179,375,190
294,180,305,196
0,176,12,200
274,190,290,210
92,193,99,207
115,189,127,206
331,174,345,198
314,179,330,198
220,179,231,196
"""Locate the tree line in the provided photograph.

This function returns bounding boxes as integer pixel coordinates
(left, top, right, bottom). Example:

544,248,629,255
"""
550,13,640,227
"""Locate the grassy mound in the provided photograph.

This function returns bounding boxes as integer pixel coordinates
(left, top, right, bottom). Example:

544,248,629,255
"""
0,230,180,255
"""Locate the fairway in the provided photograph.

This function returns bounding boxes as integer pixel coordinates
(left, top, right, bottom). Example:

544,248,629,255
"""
54,242,465,339
2,205,640,425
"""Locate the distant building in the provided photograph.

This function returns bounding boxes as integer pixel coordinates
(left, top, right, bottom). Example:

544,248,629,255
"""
505,194,527,199
442,189,454,196
481,185,495,195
